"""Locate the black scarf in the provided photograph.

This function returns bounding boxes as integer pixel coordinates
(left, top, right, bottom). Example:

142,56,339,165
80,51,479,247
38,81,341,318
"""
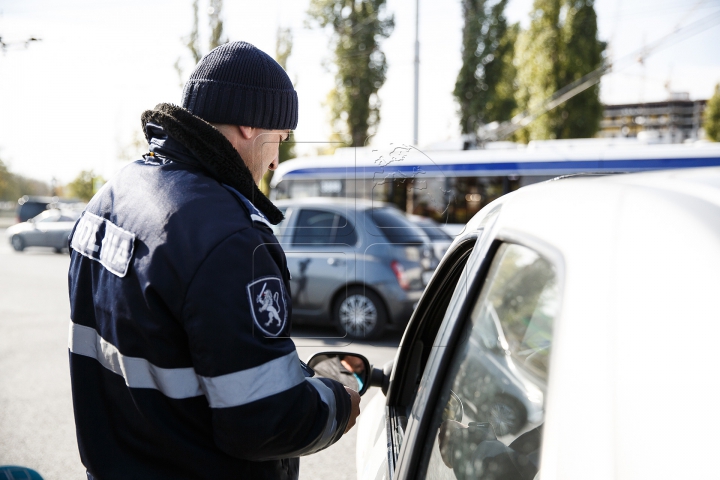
140,103,284,225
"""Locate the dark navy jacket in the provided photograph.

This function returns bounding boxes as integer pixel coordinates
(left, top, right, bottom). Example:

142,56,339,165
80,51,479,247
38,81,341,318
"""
67,124,350,480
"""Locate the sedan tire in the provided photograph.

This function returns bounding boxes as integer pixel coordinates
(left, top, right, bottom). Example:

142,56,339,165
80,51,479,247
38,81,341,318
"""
333,287,387,340
11,235,25,252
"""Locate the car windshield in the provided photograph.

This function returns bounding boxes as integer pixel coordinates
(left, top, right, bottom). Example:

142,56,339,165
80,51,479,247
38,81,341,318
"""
370,207,427,244
33,210,61,223
416,222,452,241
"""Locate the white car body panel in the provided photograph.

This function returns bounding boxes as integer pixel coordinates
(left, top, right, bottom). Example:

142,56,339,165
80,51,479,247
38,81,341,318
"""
357,167,720,480
356,392,388,480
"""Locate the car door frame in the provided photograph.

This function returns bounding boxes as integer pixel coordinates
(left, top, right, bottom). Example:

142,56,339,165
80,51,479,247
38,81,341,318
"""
386,225,565,480
367,225,486,479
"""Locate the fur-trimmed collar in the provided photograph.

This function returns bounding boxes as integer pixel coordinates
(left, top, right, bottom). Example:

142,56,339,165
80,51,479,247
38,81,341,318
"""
140,103,284,225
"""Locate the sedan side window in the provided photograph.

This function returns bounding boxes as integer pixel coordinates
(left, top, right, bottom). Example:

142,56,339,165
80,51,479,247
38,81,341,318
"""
35,211,61,223
334,214,358,245
291,209,358,246
292,209,335,245
420,242,560,480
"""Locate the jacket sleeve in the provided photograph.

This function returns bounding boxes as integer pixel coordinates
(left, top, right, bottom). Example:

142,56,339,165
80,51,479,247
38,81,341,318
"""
181,227,351,460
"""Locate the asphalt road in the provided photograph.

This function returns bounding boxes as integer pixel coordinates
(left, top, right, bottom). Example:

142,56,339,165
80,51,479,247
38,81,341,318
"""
0,228,400,480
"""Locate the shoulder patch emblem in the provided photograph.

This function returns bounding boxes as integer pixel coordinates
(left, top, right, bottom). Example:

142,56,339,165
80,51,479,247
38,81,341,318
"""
70,212,136,278
247,276,288,337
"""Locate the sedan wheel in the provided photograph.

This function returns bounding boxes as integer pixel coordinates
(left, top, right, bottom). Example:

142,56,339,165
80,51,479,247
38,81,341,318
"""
334,287,386,340
11,235,25,252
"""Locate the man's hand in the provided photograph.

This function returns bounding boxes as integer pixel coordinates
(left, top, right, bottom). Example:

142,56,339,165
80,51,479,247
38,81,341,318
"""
344,387,361,433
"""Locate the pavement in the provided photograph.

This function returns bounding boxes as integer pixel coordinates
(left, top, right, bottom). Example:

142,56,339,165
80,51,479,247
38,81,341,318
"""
0,229,81,479
0,228,399,479
0,217,16,229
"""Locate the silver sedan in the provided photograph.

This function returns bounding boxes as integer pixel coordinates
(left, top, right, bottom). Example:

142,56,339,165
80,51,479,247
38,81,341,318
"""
6,209,79,253
274,198,436,339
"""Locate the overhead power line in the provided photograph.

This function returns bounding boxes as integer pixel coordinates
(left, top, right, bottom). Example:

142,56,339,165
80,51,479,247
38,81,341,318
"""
480,8,720,142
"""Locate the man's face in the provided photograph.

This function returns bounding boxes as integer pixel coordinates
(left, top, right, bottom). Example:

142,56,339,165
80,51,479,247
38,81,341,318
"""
247,129,290,185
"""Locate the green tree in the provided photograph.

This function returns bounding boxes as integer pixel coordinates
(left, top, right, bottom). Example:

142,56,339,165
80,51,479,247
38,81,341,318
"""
0,157,51,201
514,0,605,141
261,27,297,195
67,170,104,202
175,0,227,84
276,27,296,163
453,0,518,140
186,0,202,64
514,0,564,142
0,158,11,201
706,84,720,142
208,0,227,50
557,0,605,139
308,0,394,147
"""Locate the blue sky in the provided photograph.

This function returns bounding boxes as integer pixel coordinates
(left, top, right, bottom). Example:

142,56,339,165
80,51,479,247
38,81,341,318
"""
1,0,719,184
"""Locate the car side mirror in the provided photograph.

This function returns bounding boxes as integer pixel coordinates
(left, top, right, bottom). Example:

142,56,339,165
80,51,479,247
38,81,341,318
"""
307,352,372,396
371,360,393,396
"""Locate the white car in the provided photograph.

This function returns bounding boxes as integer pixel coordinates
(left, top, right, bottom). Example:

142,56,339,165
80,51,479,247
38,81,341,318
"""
7,209,80,253
356,167,720,480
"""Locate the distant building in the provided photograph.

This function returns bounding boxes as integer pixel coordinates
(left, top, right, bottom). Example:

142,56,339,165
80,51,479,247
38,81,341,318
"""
600,93,707,143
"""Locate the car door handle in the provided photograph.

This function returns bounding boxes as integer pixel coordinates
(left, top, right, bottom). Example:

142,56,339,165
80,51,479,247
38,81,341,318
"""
327,258,345,266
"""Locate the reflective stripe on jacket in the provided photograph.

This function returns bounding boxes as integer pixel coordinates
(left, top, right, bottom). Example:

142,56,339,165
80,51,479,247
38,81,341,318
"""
67,124,350,480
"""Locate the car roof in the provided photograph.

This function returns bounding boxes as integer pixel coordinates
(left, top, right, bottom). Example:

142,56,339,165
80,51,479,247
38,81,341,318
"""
456,167,720,477
273,197,392,212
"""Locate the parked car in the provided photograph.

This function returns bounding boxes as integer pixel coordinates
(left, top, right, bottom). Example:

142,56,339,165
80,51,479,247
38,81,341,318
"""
273,198,436,339
409,215,454,262
7,209,80,253
354,167,720,480
15,195,54,223
14,195,85,224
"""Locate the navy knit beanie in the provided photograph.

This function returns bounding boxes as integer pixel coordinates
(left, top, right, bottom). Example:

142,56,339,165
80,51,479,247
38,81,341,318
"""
182,41,298,130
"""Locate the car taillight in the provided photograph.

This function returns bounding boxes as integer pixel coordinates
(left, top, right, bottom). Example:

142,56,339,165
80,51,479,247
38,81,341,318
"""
391,260,410,290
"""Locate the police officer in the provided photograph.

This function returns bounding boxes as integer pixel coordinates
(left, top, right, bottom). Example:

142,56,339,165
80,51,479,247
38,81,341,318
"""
67,41,360,480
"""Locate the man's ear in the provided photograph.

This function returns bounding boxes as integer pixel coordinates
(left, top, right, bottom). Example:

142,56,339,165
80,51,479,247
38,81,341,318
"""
238,125,255,140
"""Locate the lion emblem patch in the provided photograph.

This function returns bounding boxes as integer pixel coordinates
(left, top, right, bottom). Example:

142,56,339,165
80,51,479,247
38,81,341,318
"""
247,276,288,336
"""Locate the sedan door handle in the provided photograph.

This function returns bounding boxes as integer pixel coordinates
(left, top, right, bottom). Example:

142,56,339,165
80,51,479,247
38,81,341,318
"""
327,258,344,266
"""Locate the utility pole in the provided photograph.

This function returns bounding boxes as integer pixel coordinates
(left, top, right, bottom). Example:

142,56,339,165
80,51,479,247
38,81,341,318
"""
413,0,420,146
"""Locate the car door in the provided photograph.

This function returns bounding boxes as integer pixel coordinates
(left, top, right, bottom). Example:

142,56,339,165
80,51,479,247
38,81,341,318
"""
283,207,358,317
45,214,77,249
356,222,486,480
390,231,563,480
26,211,61,247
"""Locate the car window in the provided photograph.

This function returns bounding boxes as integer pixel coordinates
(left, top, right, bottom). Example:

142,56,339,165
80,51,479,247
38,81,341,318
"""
18,202,49,221
291,209,357,245
371,208,426,244
333,213,358,245
418,223,452,241
292,209,335,244
420,242,560,480
34,210,61,223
